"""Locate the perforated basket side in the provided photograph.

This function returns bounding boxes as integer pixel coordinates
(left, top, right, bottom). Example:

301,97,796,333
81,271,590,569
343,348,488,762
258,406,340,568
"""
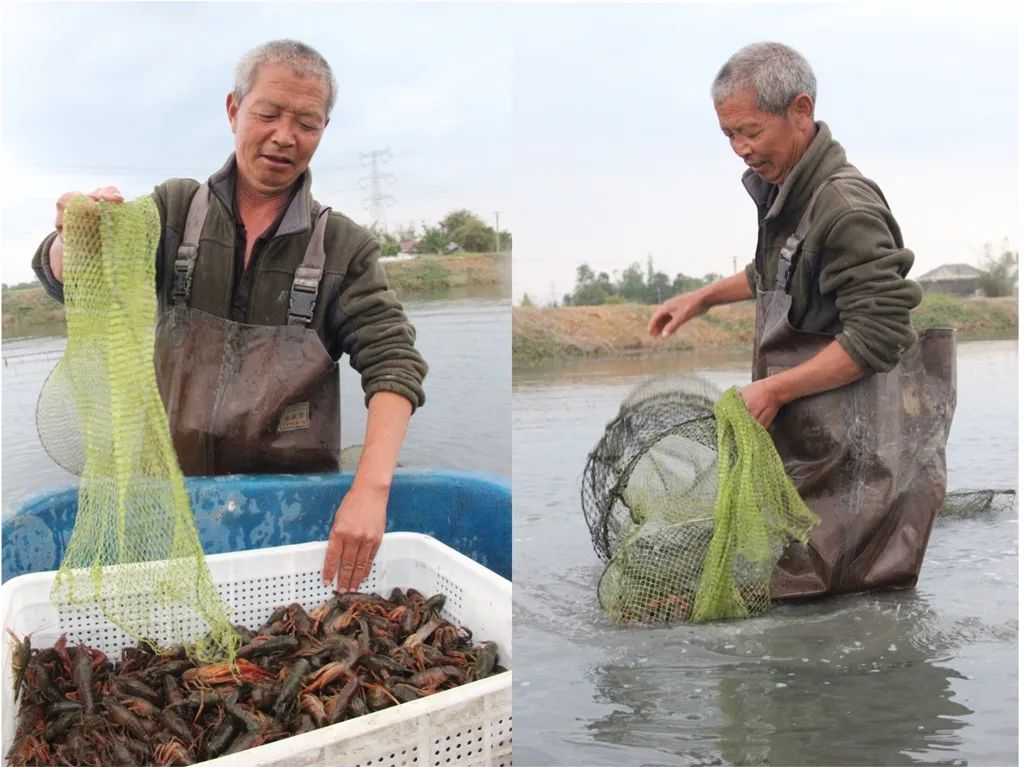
1,534,512,767
201,679,511,767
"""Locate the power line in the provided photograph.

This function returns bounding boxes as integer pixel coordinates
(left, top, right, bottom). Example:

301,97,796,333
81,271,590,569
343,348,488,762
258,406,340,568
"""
359,149,397,229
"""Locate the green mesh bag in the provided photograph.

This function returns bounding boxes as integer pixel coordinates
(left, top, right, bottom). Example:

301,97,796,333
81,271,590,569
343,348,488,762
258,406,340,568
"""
690,387,819,621
588,377,819,624
39,195,238,662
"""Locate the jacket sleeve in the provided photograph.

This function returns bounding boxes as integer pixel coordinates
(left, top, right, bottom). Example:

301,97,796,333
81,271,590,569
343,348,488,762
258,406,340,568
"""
31,232,65,303
818,206,922,373
328,233,428,411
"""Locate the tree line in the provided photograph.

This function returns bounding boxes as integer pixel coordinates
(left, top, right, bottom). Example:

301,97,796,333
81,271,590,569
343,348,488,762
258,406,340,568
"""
370,210,512,257
519,242,1017,308
977,241,1018,297
557,256,723,307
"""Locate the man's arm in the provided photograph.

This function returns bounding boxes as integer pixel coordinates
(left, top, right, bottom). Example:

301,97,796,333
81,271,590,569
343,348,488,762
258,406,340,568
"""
649,270,754,338
322,391,412,592
745,192,920,428
320,226,427,591
740,340,863,428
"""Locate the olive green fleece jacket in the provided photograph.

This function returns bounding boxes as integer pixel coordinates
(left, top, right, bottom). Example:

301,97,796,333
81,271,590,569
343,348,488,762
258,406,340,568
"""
32,155,427,410
742,121,922,373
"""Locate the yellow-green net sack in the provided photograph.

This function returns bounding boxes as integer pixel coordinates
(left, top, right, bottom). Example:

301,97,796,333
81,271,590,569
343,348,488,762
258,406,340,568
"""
586,376,819,624
38,195,237,662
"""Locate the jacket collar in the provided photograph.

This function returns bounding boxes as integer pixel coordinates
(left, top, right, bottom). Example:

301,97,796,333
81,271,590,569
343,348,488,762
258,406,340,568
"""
208,154,315,236
741,121,848,222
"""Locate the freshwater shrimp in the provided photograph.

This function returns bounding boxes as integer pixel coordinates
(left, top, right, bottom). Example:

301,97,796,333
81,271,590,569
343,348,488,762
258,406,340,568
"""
72,644,95,714
327,671,360,724
272,658,310,719
6,628,31,703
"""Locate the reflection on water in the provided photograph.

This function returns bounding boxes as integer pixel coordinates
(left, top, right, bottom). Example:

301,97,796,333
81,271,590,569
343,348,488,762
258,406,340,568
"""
587,594,975,766
2,296,510,515
514,339,1017,767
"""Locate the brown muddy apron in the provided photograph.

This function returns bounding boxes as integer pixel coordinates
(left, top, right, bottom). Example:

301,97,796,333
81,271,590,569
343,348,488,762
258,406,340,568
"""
757,173,957,599
154,184,341,476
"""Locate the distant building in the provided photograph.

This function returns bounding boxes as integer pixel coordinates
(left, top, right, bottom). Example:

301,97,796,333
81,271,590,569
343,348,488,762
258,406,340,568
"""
916,263,983,297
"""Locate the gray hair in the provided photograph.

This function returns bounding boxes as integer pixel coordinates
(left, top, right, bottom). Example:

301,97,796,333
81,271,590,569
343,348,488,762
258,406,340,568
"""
234,40,338,118
711,42,816,116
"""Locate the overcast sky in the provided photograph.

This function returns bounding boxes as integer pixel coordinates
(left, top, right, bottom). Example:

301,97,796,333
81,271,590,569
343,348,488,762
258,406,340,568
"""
1,1,513,285
510,2,1019,303
1,2,1019,302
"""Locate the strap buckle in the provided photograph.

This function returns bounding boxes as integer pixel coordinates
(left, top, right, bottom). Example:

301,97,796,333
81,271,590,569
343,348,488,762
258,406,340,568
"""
172,244,198,303
775,234,801,291
287,266,321,325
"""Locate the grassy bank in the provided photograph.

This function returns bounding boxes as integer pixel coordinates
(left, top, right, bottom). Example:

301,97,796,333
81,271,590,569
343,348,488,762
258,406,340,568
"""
2,284,66,339
384,252,510,295
512,295,1018,365
1,252,511,339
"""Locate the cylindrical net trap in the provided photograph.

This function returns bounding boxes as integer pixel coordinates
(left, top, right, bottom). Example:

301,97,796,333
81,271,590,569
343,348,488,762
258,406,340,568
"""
583,375,819,625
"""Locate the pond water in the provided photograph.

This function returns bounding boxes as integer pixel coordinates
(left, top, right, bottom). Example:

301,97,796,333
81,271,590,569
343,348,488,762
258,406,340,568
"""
1,295,510,514
513,339,1017,766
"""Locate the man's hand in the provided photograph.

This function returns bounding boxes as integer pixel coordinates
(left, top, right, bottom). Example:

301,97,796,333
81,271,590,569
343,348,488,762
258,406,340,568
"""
740,341,867,428
739,378,784,429
321,483,388,592
648,290,708,338
51,186,125,282
320,391,412,592
648,272,753,339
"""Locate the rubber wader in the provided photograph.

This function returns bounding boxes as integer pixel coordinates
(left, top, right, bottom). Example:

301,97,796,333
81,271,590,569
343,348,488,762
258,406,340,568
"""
757,172,957,599
154,184,341,476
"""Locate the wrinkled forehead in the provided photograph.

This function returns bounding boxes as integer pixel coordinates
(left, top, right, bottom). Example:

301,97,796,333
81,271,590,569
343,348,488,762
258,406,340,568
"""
250,62,330,110
714,89,776,128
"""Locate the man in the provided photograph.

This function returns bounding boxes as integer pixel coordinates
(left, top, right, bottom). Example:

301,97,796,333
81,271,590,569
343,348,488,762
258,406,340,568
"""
32,40,428,594
649,42,955,599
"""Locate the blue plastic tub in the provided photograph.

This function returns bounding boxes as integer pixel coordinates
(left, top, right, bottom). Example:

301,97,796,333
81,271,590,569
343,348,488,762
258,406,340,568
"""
1,470,511,583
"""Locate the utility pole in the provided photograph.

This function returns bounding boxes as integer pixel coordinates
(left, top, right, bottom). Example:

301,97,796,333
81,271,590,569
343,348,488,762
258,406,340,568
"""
732,255,737,275
494,211,502,254
359,149,396,229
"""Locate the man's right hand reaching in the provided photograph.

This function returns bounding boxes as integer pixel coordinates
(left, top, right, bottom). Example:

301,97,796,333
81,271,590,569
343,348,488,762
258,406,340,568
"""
50,186,124,283
648,272,755,339
648,289,709,338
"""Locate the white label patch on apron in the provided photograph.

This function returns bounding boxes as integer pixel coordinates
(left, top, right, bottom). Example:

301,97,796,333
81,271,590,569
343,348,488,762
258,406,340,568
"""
278,402,311,432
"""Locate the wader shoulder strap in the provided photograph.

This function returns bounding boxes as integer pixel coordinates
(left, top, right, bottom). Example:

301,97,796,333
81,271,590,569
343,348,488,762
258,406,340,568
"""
287,206,331,327
775,170,889,290
172,183,211,306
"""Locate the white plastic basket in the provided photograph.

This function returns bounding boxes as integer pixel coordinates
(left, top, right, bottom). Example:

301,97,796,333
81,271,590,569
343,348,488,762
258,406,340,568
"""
1,533,512,767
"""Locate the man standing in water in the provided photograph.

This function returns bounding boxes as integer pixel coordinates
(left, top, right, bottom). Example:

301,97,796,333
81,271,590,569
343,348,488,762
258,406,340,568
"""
32,40,428,593
649,42,955,598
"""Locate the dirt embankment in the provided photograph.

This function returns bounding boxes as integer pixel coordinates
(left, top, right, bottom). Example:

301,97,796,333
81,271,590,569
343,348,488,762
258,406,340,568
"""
513,295,1018,365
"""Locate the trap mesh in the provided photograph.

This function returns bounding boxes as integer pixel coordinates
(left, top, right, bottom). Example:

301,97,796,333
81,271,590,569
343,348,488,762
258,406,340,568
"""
586,376,818,625
939,489,1017,519
582,375,720,562
38,195,237,662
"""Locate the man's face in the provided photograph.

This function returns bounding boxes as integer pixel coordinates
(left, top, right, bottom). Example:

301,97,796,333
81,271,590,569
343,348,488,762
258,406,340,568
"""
227,62,330,198
714,89,814,186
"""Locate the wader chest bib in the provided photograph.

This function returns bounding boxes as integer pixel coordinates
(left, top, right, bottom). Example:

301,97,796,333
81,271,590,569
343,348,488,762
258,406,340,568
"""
756,173,956,599
154,184,341,476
